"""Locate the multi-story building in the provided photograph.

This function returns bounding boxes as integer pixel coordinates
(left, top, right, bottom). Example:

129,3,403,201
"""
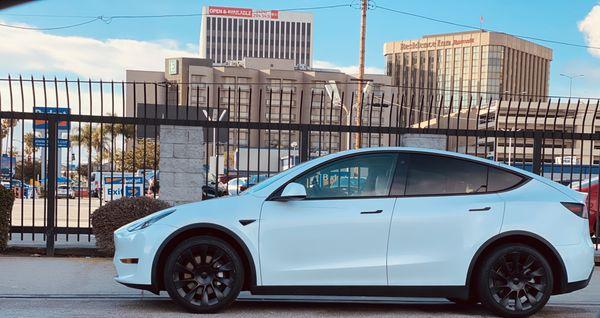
412,100,599,173
126,57,392,156
199,6,314,67
384,31,553,114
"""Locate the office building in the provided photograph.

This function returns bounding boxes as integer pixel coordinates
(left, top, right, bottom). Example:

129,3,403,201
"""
384,31,553,111
126,57,393,155
199,6,314,67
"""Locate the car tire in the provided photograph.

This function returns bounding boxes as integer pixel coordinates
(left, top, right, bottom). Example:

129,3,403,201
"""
164,236,244,313
477,244,553,318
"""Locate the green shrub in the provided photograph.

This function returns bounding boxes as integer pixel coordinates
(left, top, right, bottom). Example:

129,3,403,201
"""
0,185,15,253
91,196,170,255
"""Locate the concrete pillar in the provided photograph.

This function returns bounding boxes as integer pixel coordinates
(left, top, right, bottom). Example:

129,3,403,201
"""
159,125,206,206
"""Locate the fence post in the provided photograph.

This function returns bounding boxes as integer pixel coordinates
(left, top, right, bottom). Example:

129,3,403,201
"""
46,116,58,256
300,128,309,162
532,131,542,175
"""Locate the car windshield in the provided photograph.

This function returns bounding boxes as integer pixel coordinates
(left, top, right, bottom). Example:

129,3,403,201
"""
241,161,312,195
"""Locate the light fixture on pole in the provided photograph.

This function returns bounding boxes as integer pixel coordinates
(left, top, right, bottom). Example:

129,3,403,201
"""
202,109,228,157
559,73,584,99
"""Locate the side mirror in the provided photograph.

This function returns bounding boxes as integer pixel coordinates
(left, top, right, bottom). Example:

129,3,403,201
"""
277,183,307,201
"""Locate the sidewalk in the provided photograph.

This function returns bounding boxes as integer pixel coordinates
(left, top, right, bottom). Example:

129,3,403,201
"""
0,255,598,305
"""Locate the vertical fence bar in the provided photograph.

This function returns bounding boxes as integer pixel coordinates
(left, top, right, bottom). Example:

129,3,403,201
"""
45,116,57,256
532,132,542,175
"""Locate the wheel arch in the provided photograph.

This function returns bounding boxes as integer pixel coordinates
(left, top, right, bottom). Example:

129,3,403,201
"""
466,231,568,295
151,223,257,292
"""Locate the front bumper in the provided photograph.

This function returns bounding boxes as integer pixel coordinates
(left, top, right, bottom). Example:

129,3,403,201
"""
113,223,176,289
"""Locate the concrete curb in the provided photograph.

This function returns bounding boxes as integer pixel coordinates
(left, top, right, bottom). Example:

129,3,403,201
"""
5,246,107,258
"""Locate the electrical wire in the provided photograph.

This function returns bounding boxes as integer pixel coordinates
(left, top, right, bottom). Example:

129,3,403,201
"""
0,17,101,30
375,4,600,51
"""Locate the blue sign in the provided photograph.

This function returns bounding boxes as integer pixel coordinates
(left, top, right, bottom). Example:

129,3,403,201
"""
0,155,16,177
105,185,143,199
103,176,144,185
34,107,70,130
34,138,69,148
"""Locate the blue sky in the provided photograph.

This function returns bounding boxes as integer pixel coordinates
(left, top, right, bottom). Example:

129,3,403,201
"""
1,0,600,97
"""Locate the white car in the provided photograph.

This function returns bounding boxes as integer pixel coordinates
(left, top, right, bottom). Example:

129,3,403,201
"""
113,147,595,317
226,177,248,196
56,185,75,199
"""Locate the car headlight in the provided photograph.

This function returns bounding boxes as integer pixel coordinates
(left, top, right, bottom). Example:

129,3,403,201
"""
127,209,176,232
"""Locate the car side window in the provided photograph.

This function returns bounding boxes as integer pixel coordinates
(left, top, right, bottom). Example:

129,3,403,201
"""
405,154,488,196
487,166,524,192
293,153,398,199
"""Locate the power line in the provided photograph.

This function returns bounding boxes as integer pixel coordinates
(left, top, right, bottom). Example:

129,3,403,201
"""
0,3,352,22
0,17,100,30
375,4,600,51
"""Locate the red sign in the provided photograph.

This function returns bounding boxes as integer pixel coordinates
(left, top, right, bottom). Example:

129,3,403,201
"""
208,6,278,19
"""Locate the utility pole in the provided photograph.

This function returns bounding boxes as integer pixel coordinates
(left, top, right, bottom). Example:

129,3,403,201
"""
354,0,368,149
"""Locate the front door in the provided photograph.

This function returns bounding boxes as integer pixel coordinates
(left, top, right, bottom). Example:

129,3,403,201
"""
259,152,399,286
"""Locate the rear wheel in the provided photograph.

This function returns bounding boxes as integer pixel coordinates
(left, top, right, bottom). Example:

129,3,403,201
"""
477,244,553,318
164,236,244,313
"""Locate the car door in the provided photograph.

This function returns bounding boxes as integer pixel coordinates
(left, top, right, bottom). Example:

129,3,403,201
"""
387,153,505,286
259,152,399,286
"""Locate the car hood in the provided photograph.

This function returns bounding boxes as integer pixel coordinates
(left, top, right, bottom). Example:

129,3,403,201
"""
163,194,263,229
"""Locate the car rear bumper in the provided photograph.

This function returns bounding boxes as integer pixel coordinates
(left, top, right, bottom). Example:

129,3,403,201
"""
562,268,594,294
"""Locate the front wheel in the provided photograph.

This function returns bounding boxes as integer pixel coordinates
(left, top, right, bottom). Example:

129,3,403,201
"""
477,244,553,318
164,236,244,313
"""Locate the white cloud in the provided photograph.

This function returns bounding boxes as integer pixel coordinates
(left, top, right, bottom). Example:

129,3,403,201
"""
0,20,197,80
578,3,600,58
313,60,385,75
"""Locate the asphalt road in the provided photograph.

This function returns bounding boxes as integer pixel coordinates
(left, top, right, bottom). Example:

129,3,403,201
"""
0,256,599,318
1,298,599,318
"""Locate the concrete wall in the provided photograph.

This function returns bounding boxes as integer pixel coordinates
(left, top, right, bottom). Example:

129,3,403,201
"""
400,134,447,150
159,125,206,206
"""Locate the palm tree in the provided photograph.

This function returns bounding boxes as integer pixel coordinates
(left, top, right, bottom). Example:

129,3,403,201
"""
0,119,18,155
70,124,110,165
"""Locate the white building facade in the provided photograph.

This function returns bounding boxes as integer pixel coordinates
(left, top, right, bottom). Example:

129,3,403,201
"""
199,6,314,67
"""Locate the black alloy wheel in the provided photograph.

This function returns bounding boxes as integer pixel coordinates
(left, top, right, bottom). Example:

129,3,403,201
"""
478,244,553,318
164,236,244,313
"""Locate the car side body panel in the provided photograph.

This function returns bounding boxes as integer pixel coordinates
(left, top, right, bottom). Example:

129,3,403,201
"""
499,179,595,283
388,193,504,286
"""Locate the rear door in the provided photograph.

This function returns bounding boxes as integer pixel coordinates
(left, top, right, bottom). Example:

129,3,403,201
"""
387,153,505,286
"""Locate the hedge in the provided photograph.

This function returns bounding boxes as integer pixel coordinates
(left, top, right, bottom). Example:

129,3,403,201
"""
91,196,170,255
0,185,15,253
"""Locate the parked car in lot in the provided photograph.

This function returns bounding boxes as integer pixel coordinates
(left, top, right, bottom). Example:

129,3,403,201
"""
114,147,595,317
56,185,75,199
72,185,90,198
226,177,247,196
570,178,598,236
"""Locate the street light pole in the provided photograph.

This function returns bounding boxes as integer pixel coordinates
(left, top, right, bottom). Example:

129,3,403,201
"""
559,73,584,99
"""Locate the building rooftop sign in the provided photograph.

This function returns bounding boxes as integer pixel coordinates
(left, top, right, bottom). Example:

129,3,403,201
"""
398,38,475,51
207,6,279,19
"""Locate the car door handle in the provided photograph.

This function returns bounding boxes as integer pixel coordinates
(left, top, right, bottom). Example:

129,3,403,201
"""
469,207,491,212
361,209,383,214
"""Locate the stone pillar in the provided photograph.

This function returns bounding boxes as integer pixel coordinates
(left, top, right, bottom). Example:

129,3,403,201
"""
159,125,205,206
400,134,447,150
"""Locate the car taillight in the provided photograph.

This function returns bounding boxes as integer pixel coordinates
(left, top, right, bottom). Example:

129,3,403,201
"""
561,202,588,219
239,185,247,192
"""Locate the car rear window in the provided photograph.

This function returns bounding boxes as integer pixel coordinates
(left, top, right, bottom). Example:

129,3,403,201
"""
487,167,525,192
405,154,488,196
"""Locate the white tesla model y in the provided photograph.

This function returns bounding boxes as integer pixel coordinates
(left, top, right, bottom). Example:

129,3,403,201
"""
113,147,595,317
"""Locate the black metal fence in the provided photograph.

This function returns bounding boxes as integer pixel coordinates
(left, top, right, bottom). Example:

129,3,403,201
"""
0,77,598,255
